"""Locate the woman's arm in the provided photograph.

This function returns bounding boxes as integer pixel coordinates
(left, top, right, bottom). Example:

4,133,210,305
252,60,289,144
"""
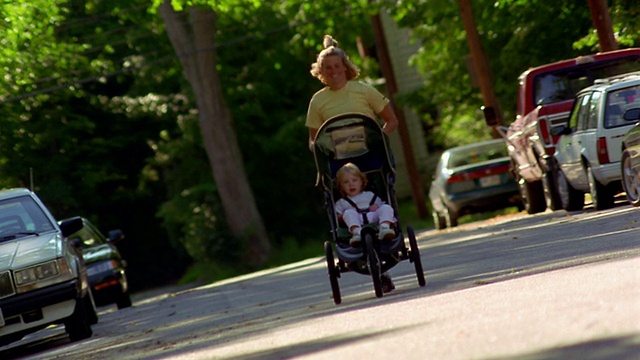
308,127,318,151
379,105,398,135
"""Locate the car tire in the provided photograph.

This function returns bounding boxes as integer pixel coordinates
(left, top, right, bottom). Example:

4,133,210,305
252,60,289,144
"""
65,294,93,342
587,165,614,210
432,210,446,230
443,206,458,228
621,149,640,206
86,290,99,325
519,177,546,214
116,291,133,309
556,168,584,211
542,162,562,211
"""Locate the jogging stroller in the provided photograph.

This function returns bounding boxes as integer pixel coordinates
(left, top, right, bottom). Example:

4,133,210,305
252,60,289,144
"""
312,113,426,305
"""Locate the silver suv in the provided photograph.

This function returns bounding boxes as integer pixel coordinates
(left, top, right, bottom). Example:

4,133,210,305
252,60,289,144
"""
0,188,97,346
553,72,640,210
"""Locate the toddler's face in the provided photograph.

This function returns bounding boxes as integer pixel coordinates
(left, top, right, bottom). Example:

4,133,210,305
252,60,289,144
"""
340,172,363,197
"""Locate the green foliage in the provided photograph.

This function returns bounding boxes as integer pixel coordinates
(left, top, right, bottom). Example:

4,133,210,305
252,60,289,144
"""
388,0,639,151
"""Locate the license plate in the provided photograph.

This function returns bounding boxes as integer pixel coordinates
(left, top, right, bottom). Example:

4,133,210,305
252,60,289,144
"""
0,307,4,327
480,175,500,187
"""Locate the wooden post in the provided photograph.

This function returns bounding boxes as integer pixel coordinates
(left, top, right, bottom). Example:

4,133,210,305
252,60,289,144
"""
371,13,429,219
458,0,503,135
587,0,618,52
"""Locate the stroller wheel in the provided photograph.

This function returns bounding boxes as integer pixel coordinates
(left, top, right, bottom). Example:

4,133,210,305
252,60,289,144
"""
407,226,426,287
365,234,383,298
324,241,341,304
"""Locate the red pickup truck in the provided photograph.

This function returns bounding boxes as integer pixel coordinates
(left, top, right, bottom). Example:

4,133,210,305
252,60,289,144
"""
488,48,640,214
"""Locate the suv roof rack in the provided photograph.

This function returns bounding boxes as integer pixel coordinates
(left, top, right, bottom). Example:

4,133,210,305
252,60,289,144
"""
594,71,640,85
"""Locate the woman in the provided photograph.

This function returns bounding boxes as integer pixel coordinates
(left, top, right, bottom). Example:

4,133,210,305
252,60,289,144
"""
306,35,398,150
307,35,398,293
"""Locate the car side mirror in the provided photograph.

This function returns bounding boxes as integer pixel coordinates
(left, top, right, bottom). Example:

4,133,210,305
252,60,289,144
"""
59,216,84,237
623,108,640,121
107,229,125,243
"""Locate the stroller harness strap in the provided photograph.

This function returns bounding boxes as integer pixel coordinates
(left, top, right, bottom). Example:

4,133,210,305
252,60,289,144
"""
343,194,378,224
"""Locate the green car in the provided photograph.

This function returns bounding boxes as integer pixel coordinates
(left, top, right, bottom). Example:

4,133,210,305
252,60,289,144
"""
62,217,132,310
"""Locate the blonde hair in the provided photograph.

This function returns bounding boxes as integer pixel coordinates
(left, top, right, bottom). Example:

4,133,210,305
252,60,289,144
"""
335,163,367,197
310,35,360,85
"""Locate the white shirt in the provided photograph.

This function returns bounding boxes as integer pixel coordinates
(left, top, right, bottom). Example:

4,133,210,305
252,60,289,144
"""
335,191,384,215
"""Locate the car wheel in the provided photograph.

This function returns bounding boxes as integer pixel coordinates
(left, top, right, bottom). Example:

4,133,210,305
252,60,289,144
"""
542,163,562,211
65,295,93,342
555,168,584,211
443,206,458,228
86,290,98,325
587,165,614,210
116,291,133,309
621,150,640,206
518,177,546,214
432,210,446,230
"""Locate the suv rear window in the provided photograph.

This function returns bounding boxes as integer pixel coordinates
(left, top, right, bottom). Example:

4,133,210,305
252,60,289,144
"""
605,84,640,128
534,56,640,106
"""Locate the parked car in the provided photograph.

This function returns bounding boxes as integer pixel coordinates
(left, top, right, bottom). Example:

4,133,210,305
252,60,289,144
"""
0,188,97,347
620,108,640,206
61,217,132,309
553,73,640,211
429,139,521,229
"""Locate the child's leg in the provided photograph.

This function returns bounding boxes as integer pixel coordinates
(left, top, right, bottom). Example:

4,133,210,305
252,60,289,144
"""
374,205,395,239
342,209,362,245
376,204,395,227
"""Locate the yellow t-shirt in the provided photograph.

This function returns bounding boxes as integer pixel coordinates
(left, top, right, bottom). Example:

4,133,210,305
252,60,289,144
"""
305,80,390,130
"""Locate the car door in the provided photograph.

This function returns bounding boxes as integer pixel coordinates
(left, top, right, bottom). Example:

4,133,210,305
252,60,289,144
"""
556,91,592,190
573,90,601,184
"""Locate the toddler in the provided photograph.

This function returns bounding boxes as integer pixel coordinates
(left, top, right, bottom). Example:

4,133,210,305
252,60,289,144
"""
334,163,395,246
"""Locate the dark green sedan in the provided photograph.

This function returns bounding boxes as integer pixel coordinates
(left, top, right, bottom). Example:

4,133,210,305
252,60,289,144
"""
62,217,132,309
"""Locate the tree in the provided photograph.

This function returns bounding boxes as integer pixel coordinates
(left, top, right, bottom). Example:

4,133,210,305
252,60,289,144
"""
157,0,270,267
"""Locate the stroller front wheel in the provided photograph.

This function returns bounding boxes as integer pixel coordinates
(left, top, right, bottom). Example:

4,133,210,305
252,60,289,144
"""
324,241,342,305
365,234,383,298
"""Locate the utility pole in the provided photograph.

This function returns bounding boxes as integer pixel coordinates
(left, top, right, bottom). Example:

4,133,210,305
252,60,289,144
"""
587,0,618,52
371,13,429,219
458,0,503,135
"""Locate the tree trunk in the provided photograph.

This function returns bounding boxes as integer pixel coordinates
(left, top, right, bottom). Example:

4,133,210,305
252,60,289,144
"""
159,1,270,267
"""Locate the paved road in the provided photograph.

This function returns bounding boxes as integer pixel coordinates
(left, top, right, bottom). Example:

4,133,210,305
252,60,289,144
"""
2,205,639,359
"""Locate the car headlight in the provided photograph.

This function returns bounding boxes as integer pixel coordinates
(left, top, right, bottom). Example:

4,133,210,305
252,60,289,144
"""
14,258,73,290
15,261,59,286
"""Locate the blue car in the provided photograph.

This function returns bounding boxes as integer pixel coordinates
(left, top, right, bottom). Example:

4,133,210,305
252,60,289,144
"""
429,139,521,229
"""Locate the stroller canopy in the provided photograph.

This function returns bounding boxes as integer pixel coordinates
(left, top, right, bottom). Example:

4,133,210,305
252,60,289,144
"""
313,113,395,186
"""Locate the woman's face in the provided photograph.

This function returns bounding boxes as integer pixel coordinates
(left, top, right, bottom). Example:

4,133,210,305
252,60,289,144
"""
321,55,347,90
340,172,363,197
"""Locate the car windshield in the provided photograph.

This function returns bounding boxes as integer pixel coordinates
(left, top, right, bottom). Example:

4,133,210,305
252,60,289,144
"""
447,140,508,168
69,222,106,248
534,56,640,106
0,195,56,241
